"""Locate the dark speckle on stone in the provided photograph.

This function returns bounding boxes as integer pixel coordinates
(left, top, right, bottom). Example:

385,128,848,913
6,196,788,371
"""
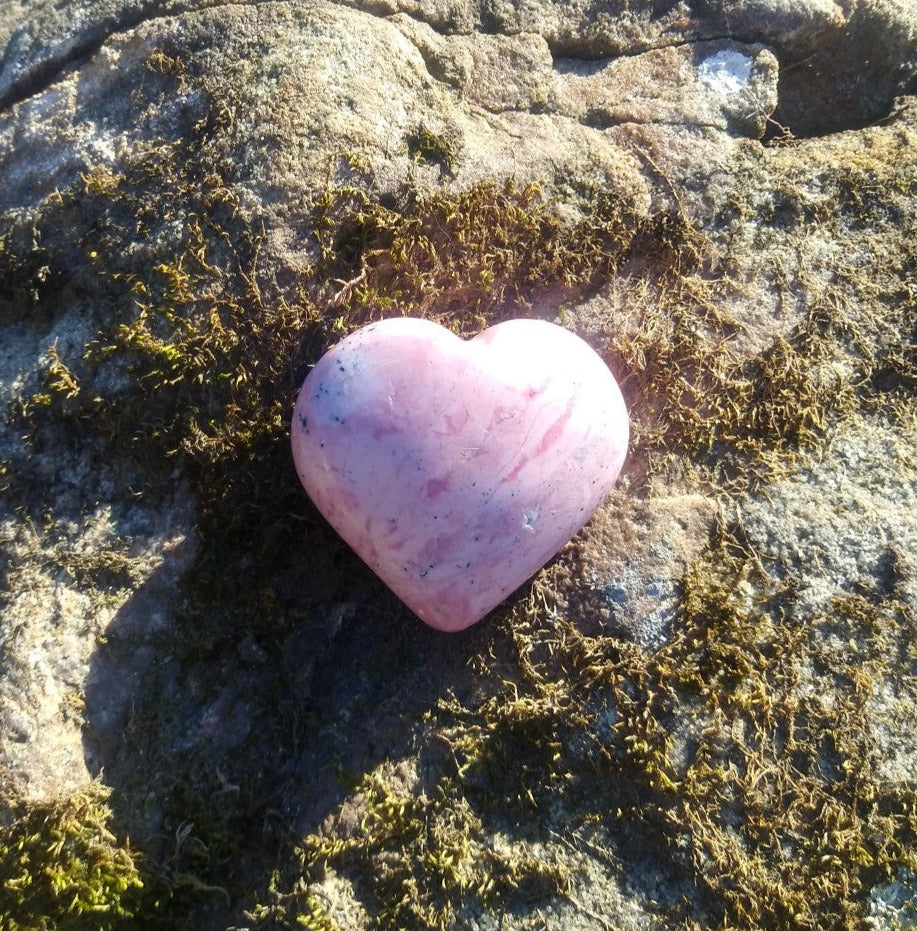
603,584,628,608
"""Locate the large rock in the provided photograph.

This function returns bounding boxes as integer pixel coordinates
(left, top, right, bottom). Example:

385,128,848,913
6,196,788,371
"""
1,0,915,928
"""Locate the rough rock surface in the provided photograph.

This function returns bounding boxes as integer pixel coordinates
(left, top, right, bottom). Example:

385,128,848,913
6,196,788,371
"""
1,0,916,928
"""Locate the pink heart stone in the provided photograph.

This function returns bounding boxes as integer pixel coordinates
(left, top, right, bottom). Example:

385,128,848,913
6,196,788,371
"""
291,317,628,632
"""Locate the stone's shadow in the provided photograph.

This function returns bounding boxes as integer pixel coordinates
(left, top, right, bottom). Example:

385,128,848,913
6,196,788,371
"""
82,537,196,792
80,518,497,925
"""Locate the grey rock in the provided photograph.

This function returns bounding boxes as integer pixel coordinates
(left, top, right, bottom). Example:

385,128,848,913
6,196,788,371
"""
554,42,778,137
867,868,917,930
565,490,719,648
739,415,917,619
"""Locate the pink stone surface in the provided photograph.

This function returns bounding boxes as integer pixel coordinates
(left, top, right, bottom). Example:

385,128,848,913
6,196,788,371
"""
291,317,629,632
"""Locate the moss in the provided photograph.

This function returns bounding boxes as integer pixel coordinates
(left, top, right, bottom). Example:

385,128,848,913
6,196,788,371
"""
308,179,663,334
618,128,915,488
81,166,124,199
247,502,915,928
438,527,916,930
0,780,245,931
608,289,856,486
0,217,55,322
53,546,139,591
405,124,461,174
13,149,914,923
15,168,698,635
290,770,569,930
662,538,917,929
146,50,188,92
0,785,144,931
225,523,917,928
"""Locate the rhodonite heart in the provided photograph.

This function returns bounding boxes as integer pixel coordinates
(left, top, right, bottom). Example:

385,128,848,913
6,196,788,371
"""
291,317,629,632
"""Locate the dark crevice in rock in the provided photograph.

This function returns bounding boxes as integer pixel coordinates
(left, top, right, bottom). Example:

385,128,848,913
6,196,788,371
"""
550,32,742,65
342,0,480,36
767,48,916,139
0,3,164,113
584,112,724,132
389,24,454,87
1,40,94,113
0,0,271,113
694,5,916,139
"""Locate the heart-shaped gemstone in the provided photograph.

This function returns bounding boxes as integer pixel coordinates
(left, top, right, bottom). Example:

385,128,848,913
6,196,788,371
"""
291,317,628,631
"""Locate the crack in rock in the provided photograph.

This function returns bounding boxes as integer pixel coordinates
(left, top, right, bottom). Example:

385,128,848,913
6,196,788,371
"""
0,0,274,113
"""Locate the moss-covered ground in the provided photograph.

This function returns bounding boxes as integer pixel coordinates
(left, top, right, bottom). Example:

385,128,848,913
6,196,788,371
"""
0,785,144,930
1,65,916,930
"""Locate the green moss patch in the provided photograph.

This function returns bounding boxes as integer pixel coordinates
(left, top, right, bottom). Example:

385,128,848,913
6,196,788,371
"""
249,515,916,929
12,153,702,629
295,771,568,930
0,785,144,931
665,532,917,928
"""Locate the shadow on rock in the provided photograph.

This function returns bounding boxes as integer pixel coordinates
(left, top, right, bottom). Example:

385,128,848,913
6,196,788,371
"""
81,519,495,927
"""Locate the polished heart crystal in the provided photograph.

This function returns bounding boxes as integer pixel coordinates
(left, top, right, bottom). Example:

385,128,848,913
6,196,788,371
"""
291,317,629,631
